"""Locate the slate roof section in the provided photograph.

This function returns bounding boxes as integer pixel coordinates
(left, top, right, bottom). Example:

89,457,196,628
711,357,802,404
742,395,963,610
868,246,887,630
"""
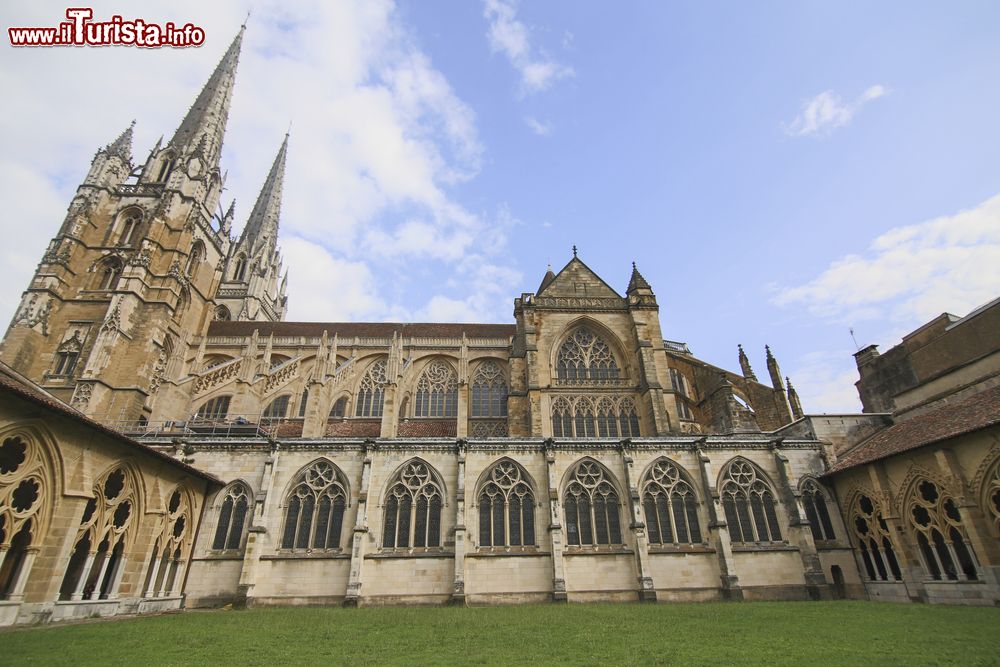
207,321,516,339
826,384,1000,474
0,362,223,487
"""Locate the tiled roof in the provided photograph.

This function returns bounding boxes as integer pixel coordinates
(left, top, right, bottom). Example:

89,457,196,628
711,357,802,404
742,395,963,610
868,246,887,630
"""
0,363,223,487
826,384,1000,474
207,321,516,339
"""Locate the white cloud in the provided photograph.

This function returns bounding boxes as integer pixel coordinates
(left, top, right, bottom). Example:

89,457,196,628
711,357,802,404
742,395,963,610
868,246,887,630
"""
783,84,888,137
523,116,551,136
786,350,863,414
773,193,1000,325
0,0,522,325
483,0,574,95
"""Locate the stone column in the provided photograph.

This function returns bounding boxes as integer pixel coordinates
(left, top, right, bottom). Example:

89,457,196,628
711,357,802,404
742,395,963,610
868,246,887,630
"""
108,555,128,599
544,439,567,602
344,440,375,606
868,463,925,602
6,549,39,602
237,439,280,607
144,553,162,598
451,440,468,604
695,445,742,600
934,449,1000,585
771,443,828,599
620,442,656,601
72,551,97,600
89,551,112,600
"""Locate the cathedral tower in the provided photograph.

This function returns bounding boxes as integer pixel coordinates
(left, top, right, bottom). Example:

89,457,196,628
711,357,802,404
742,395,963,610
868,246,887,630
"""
0,28,247,421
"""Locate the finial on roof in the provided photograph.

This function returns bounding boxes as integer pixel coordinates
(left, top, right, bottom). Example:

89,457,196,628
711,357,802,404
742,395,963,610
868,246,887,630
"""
572,245,577,258
243,9,251,28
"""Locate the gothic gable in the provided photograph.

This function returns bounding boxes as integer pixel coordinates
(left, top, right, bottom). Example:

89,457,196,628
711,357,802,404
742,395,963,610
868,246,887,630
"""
536,257,622,300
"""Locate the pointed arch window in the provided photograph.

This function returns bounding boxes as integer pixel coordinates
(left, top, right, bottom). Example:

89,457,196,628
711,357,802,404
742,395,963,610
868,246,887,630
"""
0,435,50,599
329,397,347,419
214,305,231,321
298,389,309,418
564,460,623,547
232,255,247,282
641,460,702,545
58,466,137,601
97,258,123,291
185,241,204,278
117,210,142,246
801,479,836,542
852,494,902,581
156,153,176,183
470,360,508,418
986,461,1000,537
551,395,639,438
556,327,620,383
382,461,443,549
195,395,231,420
414,360,458,418
141,487,191,598
478,461,535,548
262,395,290,419
907,479,979,581
281,461,348,550
212,484,250,551
355,360,387,418
720,460,782,543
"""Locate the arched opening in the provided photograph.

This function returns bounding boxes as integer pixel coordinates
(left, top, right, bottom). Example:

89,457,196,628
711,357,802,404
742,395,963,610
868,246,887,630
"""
97,258,123,291
831,565,846,600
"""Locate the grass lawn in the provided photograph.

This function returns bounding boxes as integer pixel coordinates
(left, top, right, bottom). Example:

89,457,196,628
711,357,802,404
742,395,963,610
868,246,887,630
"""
3,601,999,666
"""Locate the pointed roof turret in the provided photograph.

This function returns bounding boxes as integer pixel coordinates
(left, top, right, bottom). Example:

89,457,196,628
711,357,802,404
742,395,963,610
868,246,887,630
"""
626,262,652,294
765,345,783,390
105,120,135,162
167,26,244,169
537,264,556,294
738,344,757,381
786,377,803,420
237,134,288,256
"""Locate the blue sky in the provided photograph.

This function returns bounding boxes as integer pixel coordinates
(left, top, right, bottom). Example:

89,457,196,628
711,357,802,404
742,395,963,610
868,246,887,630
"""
1,1,998,412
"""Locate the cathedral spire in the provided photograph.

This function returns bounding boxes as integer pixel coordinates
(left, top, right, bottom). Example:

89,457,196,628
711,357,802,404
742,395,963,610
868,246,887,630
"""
626,261,652,294
167,26,244,169
765,345,783,390
105,120,135,162
738,344,757,381
537,264,556,294
238,133,288,256
786,376,803,420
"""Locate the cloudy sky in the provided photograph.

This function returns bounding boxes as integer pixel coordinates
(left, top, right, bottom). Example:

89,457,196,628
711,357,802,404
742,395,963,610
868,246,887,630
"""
1,1,998,413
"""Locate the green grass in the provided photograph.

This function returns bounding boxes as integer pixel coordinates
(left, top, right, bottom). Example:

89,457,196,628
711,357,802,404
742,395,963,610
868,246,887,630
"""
3,602,999,666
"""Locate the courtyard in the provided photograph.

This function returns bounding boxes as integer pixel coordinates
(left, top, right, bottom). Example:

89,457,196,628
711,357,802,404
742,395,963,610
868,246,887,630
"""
3,601,999,666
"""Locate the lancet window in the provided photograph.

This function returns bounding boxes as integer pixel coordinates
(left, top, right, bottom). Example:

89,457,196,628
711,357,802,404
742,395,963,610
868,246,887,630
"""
281,461,348,551
355,360,387,418
262,395,290,419
58,466,139,601
551,395,640,438
987,461,1000,537
414,360,458,418
141,487,192,598
801,479,837,542
329,397,347,419
117,210,142,246
556,327,620,383
0,435,49,599
851,493,902,581
97,258,123,291
212,483,250,551
720,460,782,543
470,360,508,418
564,460,623,547
382,461,443,549
641,460,702,545
907,478,979,581
478,460,535,548
194,395,231,420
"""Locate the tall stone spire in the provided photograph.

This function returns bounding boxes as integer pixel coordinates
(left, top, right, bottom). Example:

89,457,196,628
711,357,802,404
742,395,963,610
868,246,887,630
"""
237,133,288,257
105,120,135,162
167,26,244,169
765,345,783,390
786,377,803,420
738,344,757,381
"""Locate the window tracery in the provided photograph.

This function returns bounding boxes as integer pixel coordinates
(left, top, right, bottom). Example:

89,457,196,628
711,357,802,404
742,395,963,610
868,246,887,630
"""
142,487,191,598
281,461,348,551
720,460,782,543
97,258,123,291
564,460,623,547
906,478,978,581
470,360,508,418
186,241,204,278
851,493,902,581
414,360,458,418
329,397,347,419
0,435,50,599
551,395,640,438
382,461,443,549
987,461,1000,537
262,395,290,419
59,466,139,601
556,327,620,383
212,483,250,551
478,461,535,548
194,395,231,420
641,460,702,545
117,210,142,246
355,360,387,418
801,479,836,542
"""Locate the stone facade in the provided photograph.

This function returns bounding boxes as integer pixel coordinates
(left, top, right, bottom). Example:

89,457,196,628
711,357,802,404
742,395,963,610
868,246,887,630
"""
0,27,996,622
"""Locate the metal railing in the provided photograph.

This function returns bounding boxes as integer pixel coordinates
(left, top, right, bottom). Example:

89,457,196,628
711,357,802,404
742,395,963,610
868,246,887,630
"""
95,415,305,439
